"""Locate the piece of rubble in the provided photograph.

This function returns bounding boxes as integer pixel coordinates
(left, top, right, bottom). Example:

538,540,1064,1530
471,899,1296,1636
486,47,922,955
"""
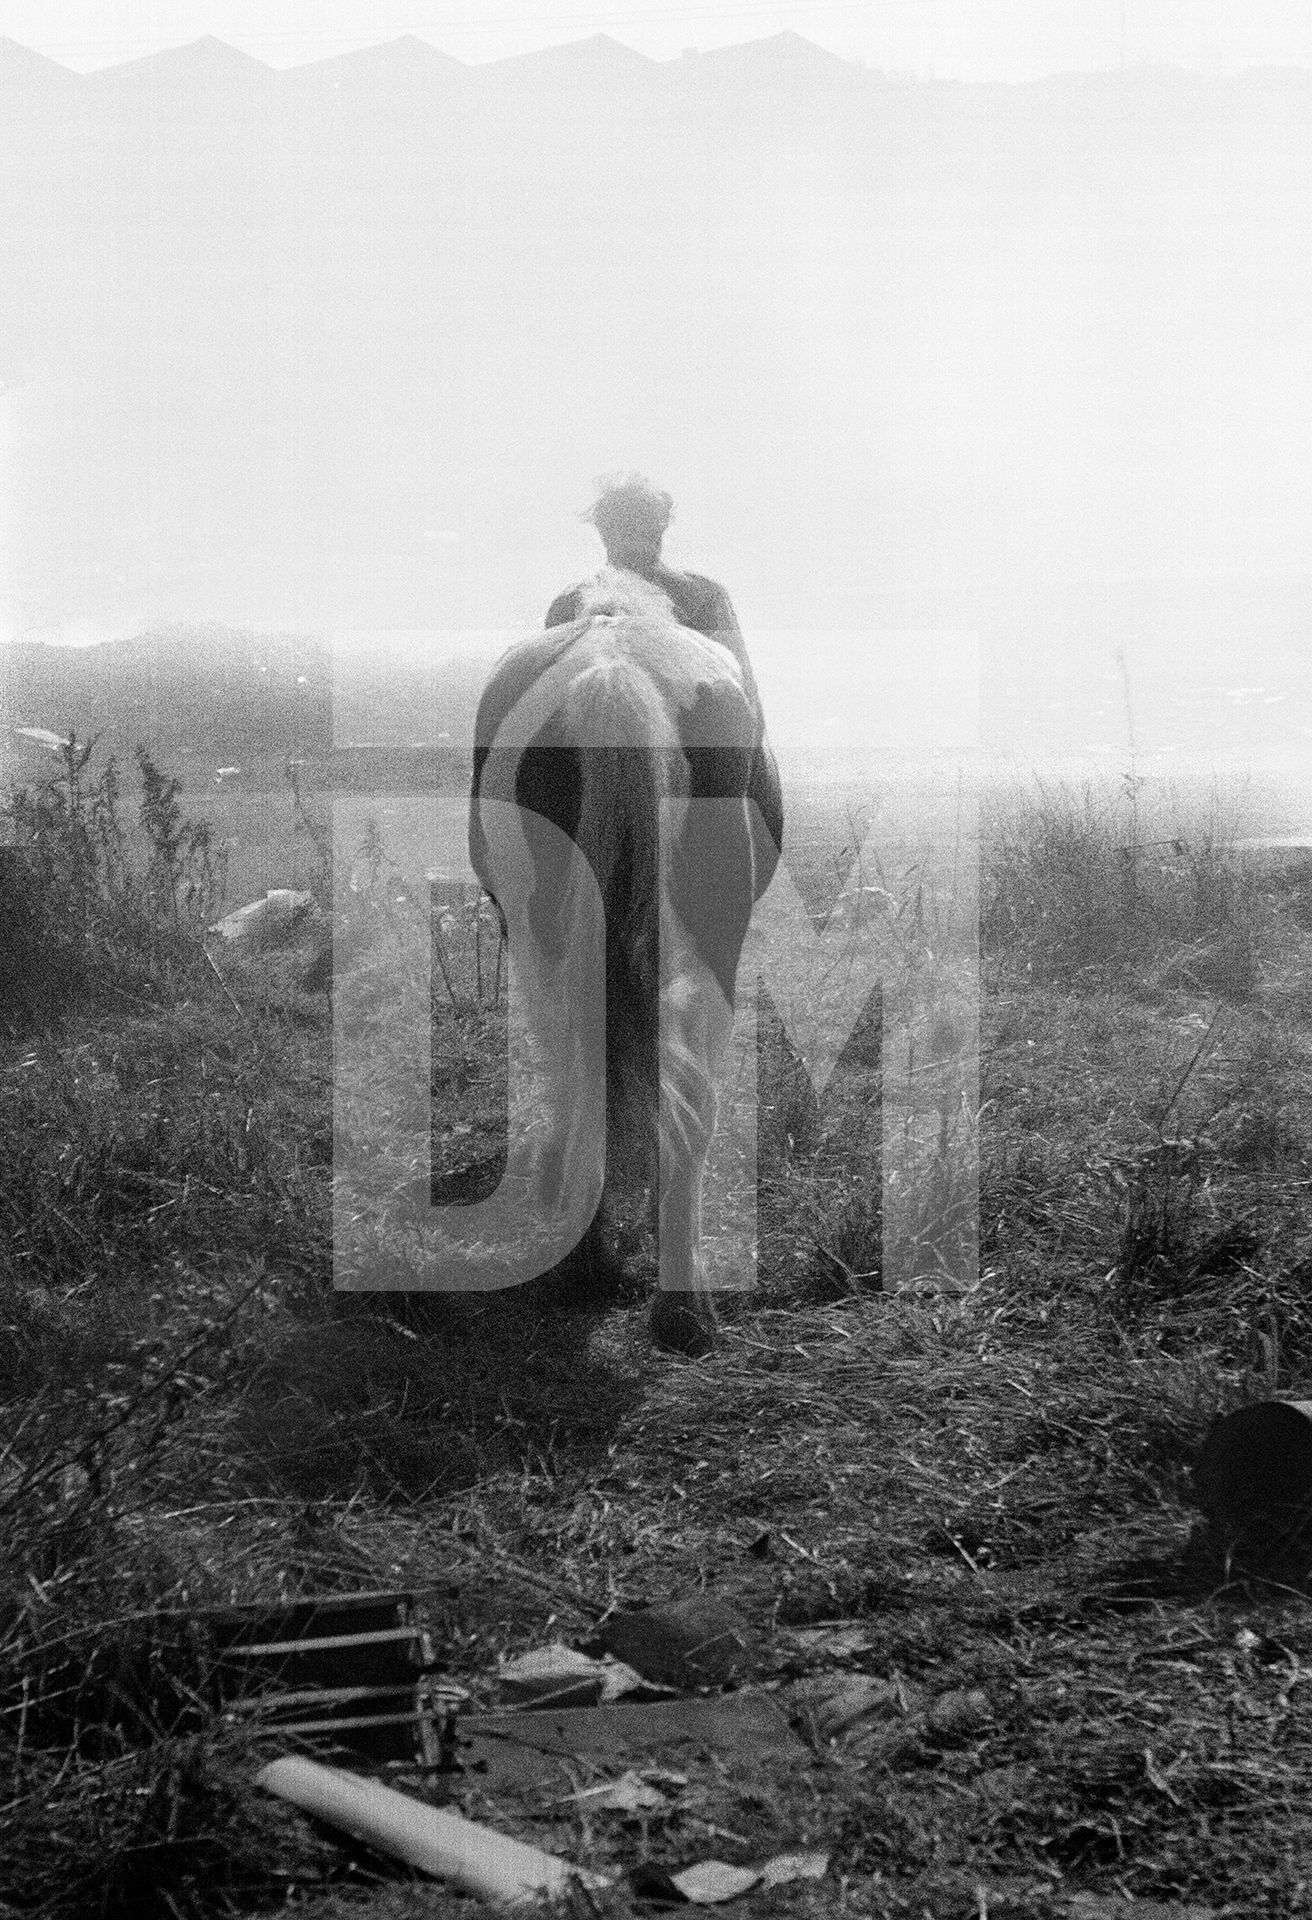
631,1850,830,1904
597,1597,760,1690
209,888,314,946
671,1860,761,1903
498,1644,610,1709
498,1643,672,1710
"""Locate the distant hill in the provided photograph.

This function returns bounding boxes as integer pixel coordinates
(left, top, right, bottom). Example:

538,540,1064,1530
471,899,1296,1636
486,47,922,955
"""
1,627,489,789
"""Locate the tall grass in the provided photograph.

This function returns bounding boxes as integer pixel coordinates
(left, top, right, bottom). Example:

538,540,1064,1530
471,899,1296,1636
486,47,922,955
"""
981,775,1258,987
1,735,228,1025
0,741,342,1914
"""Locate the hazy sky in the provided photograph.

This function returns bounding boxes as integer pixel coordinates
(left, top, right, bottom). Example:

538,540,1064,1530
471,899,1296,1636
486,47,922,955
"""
3,0,1311,809
5,0,1312,78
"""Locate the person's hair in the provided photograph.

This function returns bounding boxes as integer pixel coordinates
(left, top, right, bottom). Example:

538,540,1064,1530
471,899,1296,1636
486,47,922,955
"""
585,474,674,549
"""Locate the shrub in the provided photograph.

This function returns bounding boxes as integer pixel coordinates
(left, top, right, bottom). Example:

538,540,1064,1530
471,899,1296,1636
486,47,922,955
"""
982,777,1255,981
2,735,225,1025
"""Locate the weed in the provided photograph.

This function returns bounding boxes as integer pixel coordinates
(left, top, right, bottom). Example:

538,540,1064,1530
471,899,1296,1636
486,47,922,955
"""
136,747,228,932
284,757,332,909
2,735,228,1022
982,776,1259,988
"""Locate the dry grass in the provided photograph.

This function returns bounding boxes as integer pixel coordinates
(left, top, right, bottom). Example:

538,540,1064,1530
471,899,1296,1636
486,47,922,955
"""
3,768,1312,1914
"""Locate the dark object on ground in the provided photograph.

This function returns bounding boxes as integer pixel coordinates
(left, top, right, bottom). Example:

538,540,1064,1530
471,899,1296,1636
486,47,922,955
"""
596,1596,761,1690
206,1590,447,1764
1193,1399,1312,1578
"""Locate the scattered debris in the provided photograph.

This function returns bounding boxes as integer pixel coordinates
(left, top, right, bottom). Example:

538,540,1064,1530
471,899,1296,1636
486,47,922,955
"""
498,1643,672,1710
216,1597,847,1900
796,1673,992,1753
596,1596,761,1690
499,1643,612,1709
258,1754,612,1906
661,1859,760,1904
630,1850,829,1904
565,1767,674,1814
208,888,315,946
797,1672,907,1742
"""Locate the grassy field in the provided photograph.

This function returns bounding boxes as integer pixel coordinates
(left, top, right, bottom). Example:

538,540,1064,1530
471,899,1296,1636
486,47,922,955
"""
2,744,1312,1917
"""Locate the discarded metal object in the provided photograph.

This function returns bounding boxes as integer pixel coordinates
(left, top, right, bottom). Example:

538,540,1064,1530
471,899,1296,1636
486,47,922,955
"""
208,888,314,945
1194,1399,1312,1571
258,1754,611,1906
597,1597,760,1690
457,1691,798,1797
206,1591,452,1764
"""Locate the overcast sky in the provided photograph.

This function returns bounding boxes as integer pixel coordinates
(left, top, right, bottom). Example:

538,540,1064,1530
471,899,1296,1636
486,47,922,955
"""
3,0,1312,795
4,0,1312,79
